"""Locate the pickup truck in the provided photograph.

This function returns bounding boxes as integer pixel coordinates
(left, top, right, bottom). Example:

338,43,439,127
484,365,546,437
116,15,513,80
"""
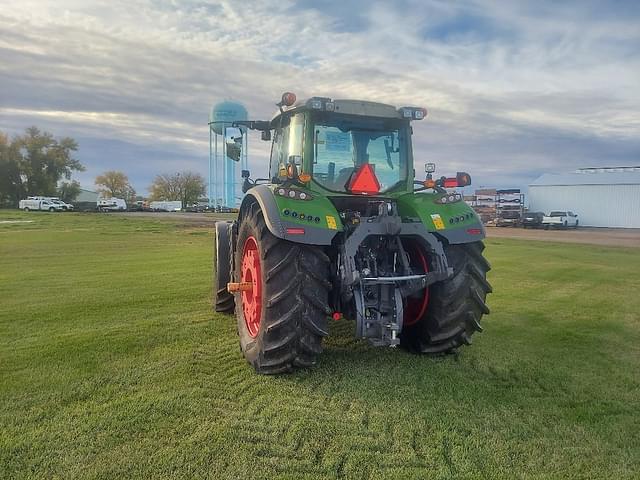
542,211,579,229
19,197,65,212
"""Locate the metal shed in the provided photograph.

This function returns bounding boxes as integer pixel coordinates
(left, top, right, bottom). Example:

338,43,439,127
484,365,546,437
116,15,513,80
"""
74,189,99,211
528,167,640,228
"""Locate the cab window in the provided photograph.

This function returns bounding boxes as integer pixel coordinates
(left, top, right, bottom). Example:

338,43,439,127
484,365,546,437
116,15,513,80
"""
311,114,407,193
269,114,304,181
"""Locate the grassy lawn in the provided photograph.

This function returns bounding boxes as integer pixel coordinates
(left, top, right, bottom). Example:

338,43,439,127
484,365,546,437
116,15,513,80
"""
1,211,639,479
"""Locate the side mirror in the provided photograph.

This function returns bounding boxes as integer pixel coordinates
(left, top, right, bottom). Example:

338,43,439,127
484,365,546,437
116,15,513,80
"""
261,130,271,141
289,155,302,166
456,172,472,187
425,163,436,173
225,127,243,162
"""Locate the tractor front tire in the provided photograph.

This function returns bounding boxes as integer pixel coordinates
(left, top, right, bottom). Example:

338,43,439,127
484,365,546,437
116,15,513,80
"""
401,241,492,354
213,221,235,313
235,203,331,374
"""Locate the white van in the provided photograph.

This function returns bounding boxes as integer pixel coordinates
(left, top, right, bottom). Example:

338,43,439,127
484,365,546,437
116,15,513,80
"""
150,200,182,212
97,198,127,211
19,197,65,212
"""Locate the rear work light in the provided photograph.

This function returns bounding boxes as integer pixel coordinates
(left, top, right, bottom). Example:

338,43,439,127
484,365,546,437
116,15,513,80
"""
306,97,333,110
398,107,428,120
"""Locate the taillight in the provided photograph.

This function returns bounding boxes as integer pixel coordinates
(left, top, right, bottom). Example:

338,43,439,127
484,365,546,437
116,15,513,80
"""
443,178,458,188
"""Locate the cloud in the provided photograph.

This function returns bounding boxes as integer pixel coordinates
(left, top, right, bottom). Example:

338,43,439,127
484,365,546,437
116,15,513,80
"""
0,0,638,196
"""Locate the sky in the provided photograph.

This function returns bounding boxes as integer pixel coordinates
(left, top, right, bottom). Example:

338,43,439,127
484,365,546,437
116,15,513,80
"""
1,0,639,196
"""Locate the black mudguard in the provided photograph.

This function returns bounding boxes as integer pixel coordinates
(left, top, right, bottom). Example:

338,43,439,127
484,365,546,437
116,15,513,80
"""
213,221,233,299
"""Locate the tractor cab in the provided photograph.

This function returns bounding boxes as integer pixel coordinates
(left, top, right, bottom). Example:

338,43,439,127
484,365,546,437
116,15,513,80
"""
266,95,424,198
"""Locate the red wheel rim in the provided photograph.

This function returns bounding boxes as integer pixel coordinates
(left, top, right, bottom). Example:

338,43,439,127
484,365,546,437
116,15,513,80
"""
403,242,429,327
241,236,262,337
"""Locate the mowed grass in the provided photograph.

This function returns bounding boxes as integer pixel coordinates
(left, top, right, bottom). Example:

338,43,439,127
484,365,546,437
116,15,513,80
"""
1,211,639,479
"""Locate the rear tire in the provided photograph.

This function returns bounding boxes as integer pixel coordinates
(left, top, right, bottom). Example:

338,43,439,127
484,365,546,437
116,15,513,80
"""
23,207,29,212
235,203,331,374
49,207,55,212
401,241,492,354
213,222,235,313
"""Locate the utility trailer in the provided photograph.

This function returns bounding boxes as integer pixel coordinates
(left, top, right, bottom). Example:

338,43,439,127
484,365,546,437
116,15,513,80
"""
97,198,127,211
150,201,182,212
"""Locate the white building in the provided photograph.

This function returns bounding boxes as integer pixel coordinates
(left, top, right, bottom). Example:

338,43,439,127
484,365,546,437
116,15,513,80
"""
529,167,640,228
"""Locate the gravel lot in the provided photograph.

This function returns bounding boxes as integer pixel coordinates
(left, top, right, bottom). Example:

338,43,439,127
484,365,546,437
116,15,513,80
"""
115,212,640,248
486,226,640,248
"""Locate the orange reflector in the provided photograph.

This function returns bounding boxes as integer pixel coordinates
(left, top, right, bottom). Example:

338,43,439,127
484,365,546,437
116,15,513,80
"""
286,227,305,235
348,163,380,195
423,179,436,188
466,228,482,235
332,312,342,321
298,173,311,183
227,282,253,292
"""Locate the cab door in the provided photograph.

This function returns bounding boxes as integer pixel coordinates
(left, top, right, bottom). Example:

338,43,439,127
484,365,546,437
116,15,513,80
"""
269,113,305,182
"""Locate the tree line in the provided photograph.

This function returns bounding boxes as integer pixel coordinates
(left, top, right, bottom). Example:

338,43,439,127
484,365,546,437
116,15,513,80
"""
96,170,206,209
0,127,83,206
1,127,206,208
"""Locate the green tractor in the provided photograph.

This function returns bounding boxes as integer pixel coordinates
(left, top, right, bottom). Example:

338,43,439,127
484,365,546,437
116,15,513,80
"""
213,92,492,374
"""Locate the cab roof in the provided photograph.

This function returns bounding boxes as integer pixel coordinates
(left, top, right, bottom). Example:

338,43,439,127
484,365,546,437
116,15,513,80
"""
270,97,426,125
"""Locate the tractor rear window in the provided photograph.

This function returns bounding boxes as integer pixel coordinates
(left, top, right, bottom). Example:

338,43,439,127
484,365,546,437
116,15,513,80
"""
311,116,407,193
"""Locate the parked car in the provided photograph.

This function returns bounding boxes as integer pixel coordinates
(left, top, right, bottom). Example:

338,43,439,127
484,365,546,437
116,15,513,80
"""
51,199,74,211
19,197,65,212
129,201,150,212
186,202,208,213
542,211,579,229
496,209,521,227
522,211,545,228
97,198,127,212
